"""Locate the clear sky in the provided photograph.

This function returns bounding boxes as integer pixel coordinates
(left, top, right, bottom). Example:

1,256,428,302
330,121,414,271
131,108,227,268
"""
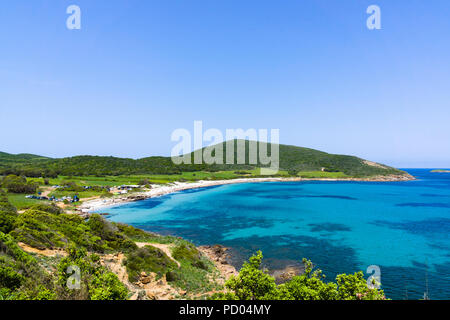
1,0,449,168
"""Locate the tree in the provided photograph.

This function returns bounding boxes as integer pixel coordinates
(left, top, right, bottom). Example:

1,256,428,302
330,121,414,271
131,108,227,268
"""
277,259,339,300
1,175,37,194
212,252,387,300
213,251,279,300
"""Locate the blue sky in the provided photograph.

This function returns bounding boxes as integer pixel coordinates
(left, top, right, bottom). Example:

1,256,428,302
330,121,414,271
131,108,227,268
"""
0,0,449,167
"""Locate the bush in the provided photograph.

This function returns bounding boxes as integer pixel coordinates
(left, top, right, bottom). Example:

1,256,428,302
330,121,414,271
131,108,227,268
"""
11,210,106,251
0,265,25,289
124,245,178,282
165,270,179,282
89,272,128,300
30,203,62,215
212,252,387,300
87,215,137,252
0,231,54,300
172,243,209,270
1,175,38,194
114,223,160,242
0,194,18,234
57,246,128,300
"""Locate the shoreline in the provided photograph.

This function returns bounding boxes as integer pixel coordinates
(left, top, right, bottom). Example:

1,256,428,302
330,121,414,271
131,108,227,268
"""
78,174,415,213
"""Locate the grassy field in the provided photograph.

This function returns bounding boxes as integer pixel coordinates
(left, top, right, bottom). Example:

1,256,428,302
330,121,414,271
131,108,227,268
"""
297,171,349,178
6,193,43,209
28,169,291,186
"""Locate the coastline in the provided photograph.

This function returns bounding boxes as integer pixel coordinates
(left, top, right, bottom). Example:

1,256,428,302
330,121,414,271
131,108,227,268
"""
78,173,415,213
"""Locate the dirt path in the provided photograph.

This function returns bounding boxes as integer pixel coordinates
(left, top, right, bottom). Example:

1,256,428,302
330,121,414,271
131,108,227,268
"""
40,187,54,198
18,242,67,257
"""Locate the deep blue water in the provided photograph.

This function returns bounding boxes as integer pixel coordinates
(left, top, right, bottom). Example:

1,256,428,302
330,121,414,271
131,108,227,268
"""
99,169,450,300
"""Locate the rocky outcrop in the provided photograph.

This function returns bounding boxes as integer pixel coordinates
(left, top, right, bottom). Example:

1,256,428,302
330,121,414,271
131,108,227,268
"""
198,245,238,284
270,265,303,284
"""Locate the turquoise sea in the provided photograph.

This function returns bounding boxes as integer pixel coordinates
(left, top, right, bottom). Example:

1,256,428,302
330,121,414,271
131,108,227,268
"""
100,169,450,300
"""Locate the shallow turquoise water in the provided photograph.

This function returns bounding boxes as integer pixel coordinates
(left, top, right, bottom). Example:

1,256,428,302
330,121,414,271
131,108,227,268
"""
100,169,450,300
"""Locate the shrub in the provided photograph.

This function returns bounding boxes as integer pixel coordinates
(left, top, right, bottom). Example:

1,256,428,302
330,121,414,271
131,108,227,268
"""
89,272,128,300
0,265,25,289
87,215,137,252
57,246,128,300
0,194,18,234
1,175,38,194
172,243,209,270
114,223,160,242
124,245,178,282
30,203,62,215
165,270,179,282
215,251,279,300
11,210,106,251
212,252,387,300
0,231,54,300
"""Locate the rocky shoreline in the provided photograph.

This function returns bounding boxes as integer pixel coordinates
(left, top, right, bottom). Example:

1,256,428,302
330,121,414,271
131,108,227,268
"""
198,245,238,284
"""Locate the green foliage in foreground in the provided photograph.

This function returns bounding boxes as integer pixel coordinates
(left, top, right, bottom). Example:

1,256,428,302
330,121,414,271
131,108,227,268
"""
0,193,133,300
212,251,387,300
1,193,220,299
0,231,47,300
56,246,127,300
0,231,127,300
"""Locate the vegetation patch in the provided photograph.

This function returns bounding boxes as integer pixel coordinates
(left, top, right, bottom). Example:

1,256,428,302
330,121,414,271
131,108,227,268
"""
56,247,127,300
212,251,387,300
297,171,349,178
0,192,18,234
167,243,219,293
124,245,178,282
172,243,209,271
0,140,408,178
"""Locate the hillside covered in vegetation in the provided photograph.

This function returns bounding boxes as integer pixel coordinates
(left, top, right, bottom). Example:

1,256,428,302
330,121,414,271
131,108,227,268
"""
0,140,408,178
0,192,387,300
0,192,223,300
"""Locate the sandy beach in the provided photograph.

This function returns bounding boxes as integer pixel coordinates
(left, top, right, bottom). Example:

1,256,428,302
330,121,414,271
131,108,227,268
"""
78,174,414,213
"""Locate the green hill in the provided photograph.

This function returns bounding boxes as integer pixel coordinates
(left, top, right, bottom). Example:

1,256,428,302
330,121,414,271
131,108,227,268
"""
0,140,409,178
